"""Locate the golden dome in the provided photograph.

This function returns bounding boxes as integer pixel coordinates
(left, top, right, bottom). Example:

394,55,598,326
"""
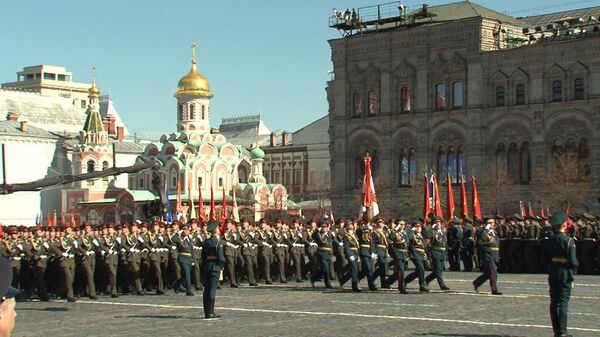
88,82,100,98
175,44,213,98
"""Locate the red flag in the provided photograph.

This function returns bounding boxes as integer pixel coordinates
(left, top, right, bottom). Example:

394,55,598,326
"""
0,225,4,238
198,179,204,220
433,174,443,218
209,187,216,221
446,173,455,221
519,201,526,218
360,155,379,219
70,214,76,228
47,213,52,228
219,188,228,233
176,178,182,212
52,211,57,228
566,206,573,232
528,202,534,218
540,206,545,218
423,174,431,220
60,214,66,227
459,176,468,218
471,176,482,221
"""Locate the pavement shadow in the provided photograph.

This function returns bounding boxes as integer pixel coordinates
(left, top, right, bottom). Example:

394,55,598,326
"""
116,314,186,320
414,334,523,337
18,307,70,312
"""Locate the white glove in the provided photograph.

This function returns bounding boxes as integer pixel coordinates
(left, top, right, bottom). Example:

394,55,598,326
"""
116,237,122,244
485,224,491,230
43,242,50,249
297,233,302,238
339,242,344,247
349,256,356,262
92,239,100,247
109,249,114,255
101,251,106,256
138,236,145,243
17,244,24,250
411,227,417,232
371,253,377,260
159,235,164,242
73,241,78,248
249,232,256,238
395,225,401,231
283,233,288,239
171,245,177,250
368,225,373,230
62,252,68,257
120,248,126,253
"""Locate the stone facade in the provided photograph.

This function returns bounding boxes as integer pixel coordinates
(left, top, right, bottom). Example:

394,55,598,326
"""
328,2,600,218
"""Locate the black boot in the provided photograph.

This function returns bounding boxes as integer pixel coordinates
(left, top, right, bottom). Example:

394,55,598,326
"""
207,298,220,319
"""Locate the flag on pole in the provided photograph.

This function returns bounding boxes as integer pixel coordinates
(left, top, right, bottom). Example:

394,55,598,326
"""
566,206,573,233
176,178,182,212
360,155,379,220
52,211,57,229
446,173,455,221
188,178,196,220
60,213,66,227
540,206,545,218
0,225,3,238
35,212,41,227
330,209,334,224
198,180,204,220
471,176,482,221
232,188,240,223
423,173,431,220
220,187,228,222
70,214,76,229
528,202,534,218
209,187,216,221
459,176,468,218
432,174,443,218
164,178,172,220
519,201,527,218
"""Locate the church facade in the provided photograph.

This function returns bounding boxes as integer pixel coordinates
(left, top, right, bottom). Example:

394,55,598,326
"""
327,1,600,218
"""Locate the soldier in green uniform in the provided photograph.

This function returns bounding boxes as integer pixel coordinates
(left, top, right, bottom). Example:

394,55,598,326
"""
99,224,119,297
3,228,22,291
28,227,50,301
53,226,77,302
371,217,389,288
257,219,273,284
309,221,333,289
172,224,195,296
473,216,502,295
384,218,410,293
239,220,258,286
338,221,361,292
447,217,462,271
542,211,578,337
424,216,450,291
289,219,305,283
123,223,144,296
404,221,429,292
76,224,98,300
143,223,165,295
201,220,225,319
224,221,241,287
356,220,377,291
190,221,204,291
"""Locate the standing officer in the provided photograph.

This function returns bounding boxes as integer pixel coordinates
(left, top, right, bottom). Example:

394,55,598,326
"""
173,224,195,296
76,224,98,300
191,221,204,291
53,225,77,302
542,211,578,337
289,220,306,283
201,220,225,319
239,220,258,286
223,221,241,287
404,221,428,292
447,217,462,271
424,216,450,291
257,219,273,284
473,216,502,295
461,217,475,272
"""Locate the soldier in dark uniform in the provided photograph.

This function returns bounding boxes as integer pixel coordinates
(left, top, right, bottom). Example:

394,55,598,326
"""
447,217,462,271
304,220,319,279
579,213,597,275
272,221,289,284
338,221,361,292
76,223,98,299
257,219,273,284
172,224,195,296
239,220,258,286
53,225,77,302
201,220,225,319
404,221,429,292
3,227,22,291
523,217,541,273
371,217,389,288
167,223,182,291
99,224,119,297
542,211,578,337
509,215,525,273
473,216,502,295
28,226,50,301
223,221,241,287
289,219,305,283
190,221,204,290
424,217,450,291
385,218,410,293
356,220,377,291
310,221,333,289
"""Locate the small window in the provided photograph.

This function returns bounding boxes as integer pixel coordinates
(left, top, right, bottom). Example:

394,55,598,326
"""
43,73,55,80
102,161,109,181
178,104,183,120
552,80,562,102
574,78,584,100
218,177,223,187
189,103,196,119
400,87,411,113
294,170,302,185
273,171,281,184
496,86,505,107
283,171,291,185
435,83,446,109
368,90,379,115
81,100,87,109
57,74,67,81
139,177,145,188
197,176,203,187
353,92,363,117
201,105,206,119
516,84,526,105
452,81,464,109
86,160,95,173
171,176,177,188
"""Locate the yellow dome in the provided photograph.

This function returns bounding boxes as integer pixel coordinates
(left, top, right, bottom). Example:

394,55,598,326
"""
88,82,100,98
175,60,213,98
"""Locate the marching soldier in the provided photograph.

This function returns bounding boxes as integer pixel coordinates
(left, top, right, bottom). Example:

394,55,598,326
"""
371,217,389,288
424,217,450,291
167,223,182,292
460,217,475,272
172,224,195,296
28,226,51,301
143,222,165,294
304,219,319,280
3,227,23,290
338,221,361,292
542,211,578,337
99,224,119,297
332,219,348,280
447,217,462,271
473,216,502,295
75,223,98,300
202,220,225,319
224,220,241,287
356,220,377,291
385,218,410,293
239,220,258,286
257,219,273,284
122,223,144,296
404,221,428,292
310,221,333,289
272,221,289,284
52,225,77,302
289,219,305,283
191,221,204,291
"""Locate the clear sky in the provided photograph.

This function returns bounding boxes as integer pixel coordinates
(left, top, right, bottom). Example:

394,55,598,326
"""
1,0,598,134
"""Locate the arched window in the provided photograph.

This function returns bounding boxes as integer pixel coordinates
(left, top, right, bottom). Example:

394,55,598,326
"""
102,161,109,181
435,83,446,110
452,81,464,109
399,149,409,186
178,104,183,120
400,87,411,113
520,142,530,184
574,78,585,100
496,86,505,106
368,90,378,115
189,103,196,119
552,80,562,101
353,92,363,117
457,145,466,180
87,160,95,173
437,146,447,179
507,142,520,182
238,166,248,184
218,177,224,187
197,176,203,188
409,148,417,185
516,84,526,105
169,168,178,189
201,105,206,119
447,145,457,183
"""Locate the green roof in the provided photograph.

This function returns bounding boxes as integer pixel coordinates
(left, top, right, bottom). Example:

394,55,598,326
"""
417,1,524,26
79,198,117,205
128,190,157,202
83,109,105,137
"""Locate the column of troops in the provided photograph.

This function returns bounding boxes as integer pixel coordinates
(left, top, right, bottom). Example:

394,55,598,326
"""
0,212,599,301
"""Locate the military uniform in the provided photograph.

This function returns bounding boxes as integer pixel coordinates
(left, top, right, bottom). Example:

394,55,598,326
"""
172,229,194,295
28,232,51,301
542,212,578,337
191,229,204,290
338,228,361,292
122,232,144,295
385,224,410,293
53,232,77,301
473,220,502,295
309,226,333,288
239,228,258,286
424,224,450,290
447,219,463,271
289,227,305,283
201,222,225,319
75,232,98,299
272,228,288,283
404,223,428,292
99,230,119,297
356,224,376,291
371,225,389,288
460,219,475,271
143,230,165,294
257,228,273,284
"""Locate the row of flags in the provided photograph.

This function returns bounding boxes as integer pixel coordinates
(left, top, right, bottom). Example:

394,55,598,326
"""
34,211,77,228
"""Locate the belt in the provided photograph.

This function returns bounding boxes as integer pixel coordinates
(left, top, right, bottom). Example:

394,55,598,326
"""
551,257,569,264
432,247,446,251
11,257,21,261
39,255,48,259
360,244,371,248
376,244,387,248
395,249,408,253
350,247,358,251
179,253,192,257
414,248,425,253
318,247,332,251
513,237,522,239
583,238,596,241
525,238,538,241
206,256,219,260
484,247,499,252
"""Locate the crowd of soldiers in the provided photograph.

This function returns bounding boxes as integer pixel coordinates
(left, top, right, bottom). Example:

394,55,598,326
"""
0,212,598,301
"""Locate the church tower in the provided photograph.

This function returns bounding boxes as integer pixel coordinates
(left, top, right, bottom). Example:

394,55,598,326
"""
174,43,213,133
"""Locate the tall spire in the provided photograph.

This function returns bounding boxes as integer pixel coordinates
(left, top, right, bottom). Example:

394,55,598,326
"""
83,66,107,145
191,42,197,66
